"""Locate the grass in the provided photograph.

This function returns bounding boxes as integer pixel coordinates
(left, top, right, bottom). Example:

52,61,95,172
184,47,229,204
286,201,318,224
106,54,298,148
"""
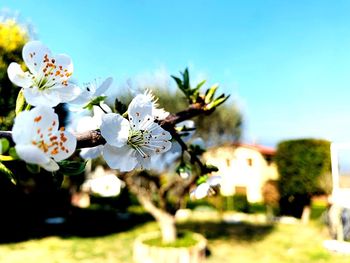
143,231,199,248
0,205,349,263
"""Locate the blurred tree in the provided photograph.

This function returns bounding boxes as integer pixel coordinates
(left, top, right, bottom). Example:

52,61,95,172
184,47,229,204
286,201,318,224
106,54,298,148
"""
262,179,280,221
0,18,29,130
116,70,242,146
275,139,331,221
154,87,243,146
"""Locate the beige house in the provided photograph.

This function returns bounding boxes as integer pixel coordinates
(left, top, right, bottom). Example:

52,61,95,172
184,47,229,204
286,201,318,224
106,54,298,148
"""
204,143,279,203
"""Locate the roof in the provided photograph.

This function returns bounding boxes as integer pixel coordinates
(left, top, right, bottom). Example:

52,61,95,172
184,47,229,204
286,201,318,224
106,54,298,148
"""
206,142,276,156
233,143,276,155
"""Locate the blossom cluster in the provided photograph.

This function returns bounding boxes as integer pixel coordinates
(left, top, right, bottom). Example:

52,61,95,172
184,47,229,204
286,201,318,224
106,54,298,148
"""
8,41,172,173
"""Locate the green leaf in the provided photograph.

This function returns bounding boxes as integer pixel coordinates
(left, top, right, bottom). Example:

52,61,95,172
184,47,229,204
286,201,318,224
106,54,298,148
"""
26,163,41,174
0,138,10,154
204,84,218,104
15,89,26,116
0,162,16,184
171,75,182,88
206,94,230,110
195,80,206,92
196,175,208,185
191,79,206,103
58,160,87,176
182,68,190,91
171,75,188,96
83,96,107,110
9,147,19,160
115,98,128,115
213,94,230,107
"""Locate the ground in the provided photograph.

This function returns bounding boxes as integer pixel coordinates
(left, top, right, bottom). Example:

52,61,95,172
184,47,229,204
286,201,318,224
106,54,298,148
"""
0,205,349,263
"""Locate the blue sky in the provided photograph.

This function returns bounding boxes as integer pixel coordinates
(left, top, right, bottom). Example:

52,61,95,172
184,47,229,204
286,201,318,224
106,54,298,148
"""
2,0,350,147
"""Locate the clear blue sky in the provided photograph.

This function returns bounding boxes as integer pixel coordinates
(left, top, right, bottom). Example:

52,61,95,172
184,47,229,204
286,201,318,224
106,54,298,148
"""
2,0,350,147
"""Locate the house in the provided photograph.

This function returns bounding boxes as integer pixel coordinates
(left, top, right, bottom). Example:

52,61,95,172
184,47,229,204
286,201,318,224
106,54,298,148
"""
203,143,279,203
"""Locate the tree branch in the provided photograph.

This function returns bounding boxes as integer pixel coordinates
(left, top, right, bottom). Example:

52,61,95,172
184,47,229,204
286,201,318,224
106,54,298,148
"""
0,104,213,149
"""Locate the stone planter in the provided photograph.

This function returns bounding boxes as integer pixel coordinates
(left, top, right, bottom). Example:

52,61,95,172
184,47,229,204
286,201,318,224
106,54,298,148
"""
133,231,207,263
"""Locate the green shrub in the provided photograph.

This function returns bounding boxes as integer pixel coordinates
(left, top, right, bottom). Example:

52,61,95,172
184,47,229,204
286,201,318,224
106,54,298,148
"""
275,139,331,217
233,194,250,213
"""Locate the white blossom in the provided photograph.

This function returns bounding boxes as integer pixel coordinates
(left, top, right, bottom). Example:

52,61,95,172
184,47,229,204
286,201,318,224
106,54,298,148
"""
7,41,80,107
130,90,169,121
71,77,113,106
12,106,76,171
100,93,172,171
190,176,222,200
82,167,122,197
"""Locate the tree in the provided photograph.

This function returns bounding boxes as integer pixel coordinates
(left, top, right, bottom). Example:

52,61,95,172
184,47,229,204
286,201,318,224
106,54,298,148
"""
149,70,243,146
275,139,331,220
0,35,237,247
0,18,29,130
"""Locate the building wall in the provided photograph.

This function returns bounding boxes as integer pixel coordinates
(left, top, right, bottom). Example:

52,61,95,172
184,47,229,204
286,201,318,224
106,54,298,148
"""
204,145,279,203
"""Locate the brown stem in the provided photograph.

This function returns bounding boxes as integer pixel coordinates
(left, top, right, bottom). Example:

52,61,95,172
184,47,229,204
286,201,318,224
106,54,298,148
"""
121,172,177,243
0,104,212,149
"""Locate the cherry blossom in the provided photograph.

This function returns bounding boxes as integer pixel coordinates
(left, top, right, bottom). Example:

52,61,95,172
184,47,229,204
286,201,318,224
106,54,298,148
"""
12,106,77,171
100,93,172,171
71,77,113,107
7,41,80,107
190,176,222,199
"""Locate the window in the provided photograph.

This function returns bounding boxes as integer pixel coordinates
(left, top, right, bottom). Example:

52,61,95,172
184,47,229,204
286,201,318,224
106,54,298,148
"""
247,158,253,166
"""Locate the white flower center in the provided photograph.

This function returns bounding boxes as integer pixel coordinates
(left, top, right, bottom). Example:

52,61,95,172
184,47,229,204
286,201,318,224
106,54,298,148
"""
29,53,71,90
127,129,151,158
31,115,70,156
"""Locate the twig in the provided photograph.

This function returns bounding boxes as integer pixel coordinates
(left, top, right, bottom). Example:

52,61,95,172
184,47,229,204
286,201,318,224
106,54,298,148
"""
0,104,213,149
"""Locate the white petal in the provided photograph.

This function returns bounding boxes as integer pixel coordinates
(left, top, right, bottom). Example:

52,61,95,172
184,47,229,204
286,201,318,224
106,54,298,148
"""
152,126,172,140
80,146,103,159
31,106,59,133
94,77,113,96
12,110,36,145
208,176,222,187
69,89,90,105
135,154,152,170
51,83,81,103
76,116,99,133
40,159,60,172
101,113,129,147
102,144,137,171
153,108,169,120
149,140,172,154
51,130,77,162
7,63,32,88
13,105,60,145
51,54,73,82
23,86,61,107
22,41,52,74
128,94,153,129
15,144,50,165
92,104,112,127
190,183,210,200
169,141,182,154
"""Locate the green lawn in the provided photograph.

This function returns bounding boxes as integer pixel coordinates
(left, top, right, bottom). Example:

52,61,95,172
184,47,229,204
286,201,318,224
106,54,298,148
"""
0,210,349,262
